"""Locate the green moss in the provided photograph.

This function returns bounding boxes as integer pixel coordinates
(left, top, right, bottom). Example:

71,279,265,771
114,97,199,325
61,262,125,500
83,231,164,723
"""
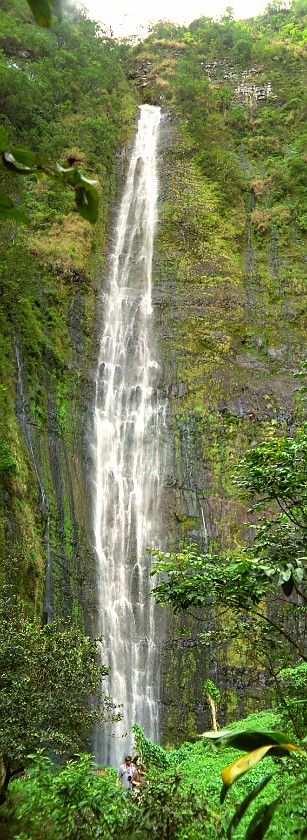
0,4,136,621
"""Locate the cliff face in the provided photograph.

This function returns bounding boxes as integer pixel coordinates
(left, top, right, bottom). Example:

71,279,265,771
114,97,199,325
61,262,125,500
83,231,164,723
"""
155,112,302,550
0,3,136,624
1,2,306,748
1,216,108,624
154,113,302,744
130,10,307,742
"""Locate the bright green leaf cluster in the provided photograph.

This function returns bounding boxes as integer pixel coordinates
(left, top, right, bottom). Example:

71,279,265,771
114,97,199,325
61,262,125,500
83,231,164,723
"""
0,126,99,224
0,589,121,804
202,727,307,839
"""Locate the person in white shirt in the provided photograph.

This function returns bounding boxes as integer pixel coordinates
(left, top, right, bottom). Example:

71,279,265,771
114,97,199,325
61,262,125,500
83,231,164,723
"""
116,755,136,790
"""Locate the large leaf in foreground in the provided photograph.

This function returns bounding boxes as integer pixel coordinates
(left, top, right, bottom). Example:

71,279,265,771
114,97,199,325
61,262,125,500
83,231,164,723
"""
1,142,99,224
244,799,280,840
222,742,304,791
0,191,29,224
226,773,276,837
27,0,52,25
202,728,304,752
25,0,64,26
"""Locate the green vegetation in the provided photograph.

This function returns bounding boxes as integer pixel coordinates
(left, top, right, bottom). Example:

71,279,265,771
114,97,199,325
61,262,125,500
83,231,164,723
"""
0,124,100,223
125,1,307,737
0,0,135,616
129,0,307,224
0,0,103,223
0,584,120,805
1,0,307,836
148,362,307,834
1,713,306,838
202,725,307,838
151,415,307,738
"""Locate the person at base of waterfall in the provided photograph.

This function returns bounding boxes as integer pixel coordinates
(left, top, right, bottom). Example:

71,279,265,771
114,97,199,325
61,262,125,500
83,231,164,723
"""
131,763,149,804
131,763,148,798
131,763,148,790
116,755,136,790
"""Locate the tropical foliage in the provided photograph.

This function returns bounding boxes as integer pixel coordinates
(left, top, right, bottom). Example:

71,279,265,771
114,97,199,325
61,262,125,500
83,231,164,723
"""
151,418,307,734
0,587,120,804
0,0,101,223
1,0,307,837
0,125,99,223
0,0,135,618
0,0,134,224
203,726,307,838
3,715,307,839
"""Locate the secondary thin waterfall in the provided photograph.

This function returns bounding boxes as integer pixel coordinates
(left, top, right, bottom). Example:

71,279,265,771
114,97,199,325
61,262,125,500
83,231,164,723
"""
93,105,165,767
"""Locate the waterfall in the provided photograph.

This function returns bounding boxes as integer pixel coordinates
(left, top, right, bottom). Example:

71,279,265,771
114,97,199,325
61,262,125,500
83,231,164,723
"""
93,105,166,767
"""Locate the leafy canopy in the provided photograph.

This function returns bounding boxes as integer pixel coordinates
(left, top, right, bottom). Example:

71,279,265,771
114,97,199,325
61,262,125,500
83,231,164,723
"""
151,422,307,625
0,126,99,224
0,0,100,223
151,421,307,735
0,590,120,802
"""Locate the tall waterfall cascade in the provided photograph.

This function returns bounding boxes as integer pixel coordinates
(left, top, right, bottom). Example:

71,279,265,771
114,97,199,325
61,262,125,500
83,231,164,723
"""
93,105,166,767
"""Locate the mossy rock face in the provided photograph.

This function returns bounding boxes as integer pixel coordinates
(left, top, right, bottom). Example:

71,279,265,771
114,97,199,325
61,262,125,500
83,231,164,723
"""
0,3,136,626
154,113,302,546
0,236,101,622
148,34,306,735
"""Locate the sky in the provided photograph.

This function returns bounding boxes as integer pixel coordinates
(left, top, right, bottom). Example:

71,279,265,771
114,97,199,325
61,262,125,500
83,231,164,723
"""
84,0,267,38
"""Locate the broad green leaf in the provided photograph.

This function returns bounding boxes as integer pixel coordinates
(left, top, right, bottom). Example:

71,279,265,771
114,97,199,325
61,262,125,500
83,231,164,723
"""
220,783,228,805
244,803,269,840
222,743,305,789
57,165,98,189
203,728,234,739
1,151,99,223
202,728,303,752
78,174,98,187
0,127,8,153
244,799,280,840
75,184,99,223
26,0,52,26
3,151,36,174
55,162,76,176
54,164,99,220
293,566,305,583
226,773,276,835
222,745,276,788
0,190,29,223
10,147,38,168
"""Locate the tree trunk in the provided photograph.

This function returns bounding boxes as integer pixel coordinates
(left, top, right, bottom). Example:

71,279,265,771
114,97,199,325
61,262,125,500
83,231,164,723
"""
0,757,24,805
0,756,11,806
208,695,218,731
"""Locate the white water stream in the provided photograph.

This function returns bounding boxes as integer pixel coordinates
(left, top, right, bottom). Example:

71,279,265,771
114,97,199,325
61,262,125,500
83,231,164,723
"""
93,105,165,767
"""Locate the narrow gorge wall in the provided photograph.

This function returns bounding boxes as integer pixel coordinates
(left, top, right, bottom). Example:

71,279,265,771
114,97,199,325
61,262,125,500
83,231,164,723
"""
1,230,101,624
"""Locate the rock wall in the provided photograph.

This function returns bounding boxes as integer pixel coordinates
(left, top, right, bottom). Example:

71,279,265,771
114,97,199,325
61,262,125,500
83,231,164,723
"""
0,254,99,627
152,110,306,745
